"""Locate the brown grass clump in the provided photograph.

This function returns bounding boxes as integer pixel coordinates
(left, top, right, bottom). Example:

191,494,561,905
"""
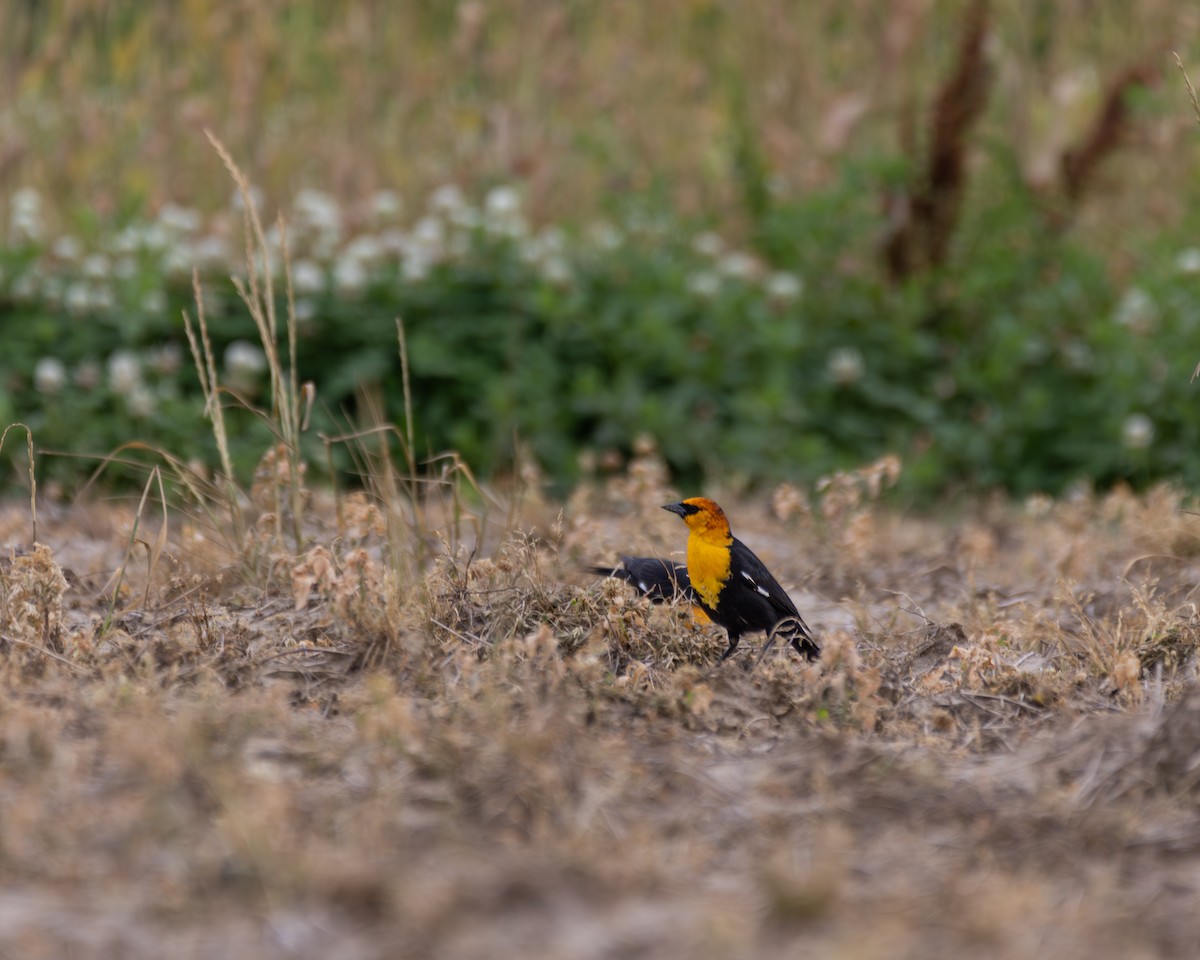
3,470,1200,957
0,543,69,658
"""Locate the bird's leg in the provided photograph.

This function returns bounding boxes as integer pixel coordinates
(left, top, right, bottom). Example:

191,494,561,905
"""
754,635,778,667
718,633,742,661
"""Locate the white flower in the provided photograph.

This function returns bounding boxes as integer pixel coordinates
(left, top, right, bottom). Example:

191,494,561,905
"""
107,350,142,396
1121,413,1154,449
543,226,567,252
53,235,83,262
294,188,341,236
1113,287,1157,335
448,204,483,232
12,187,41,216
133,223,169,252
483,186,525,237
827,347,864,386
294,298,317,323
126,384,157,419
717,250,759,280
485,185,521,219
539,256,572,286
520,227,567,266
765,271,803,302
65,282,92,315
34,357,67,395
192,235,229,269
163,245,194,280
692,232,724,258
344,234,384,265
371,189,402,220
587,222,622,251
224,340,266,377
82,253,110,279
1175,248,1200,274
111,227,141,255
9,188,44,243
402,249,433,282
158,202,202,234
290,259,325,296
411,216,445,254
428,184,466,215
685,271,721,299
333,255,368,296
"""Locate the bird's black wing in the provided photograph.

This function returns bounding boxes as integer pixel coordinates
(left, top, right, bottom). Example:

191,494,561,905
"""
728,539,801,617
730,538,820,658
590,555,693,604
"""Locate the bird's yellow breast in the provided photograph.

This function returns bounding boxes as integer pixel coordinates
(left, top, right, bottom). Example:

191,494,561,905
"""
687,534,732,612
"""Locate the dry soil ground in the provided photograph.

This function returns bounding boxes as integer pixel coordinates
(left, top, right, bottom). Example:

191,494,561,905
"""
1,466,1200,959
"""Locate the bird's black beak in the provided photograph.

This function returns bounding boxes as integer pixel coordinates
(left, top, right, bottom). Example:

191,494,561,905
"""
662,502,690,518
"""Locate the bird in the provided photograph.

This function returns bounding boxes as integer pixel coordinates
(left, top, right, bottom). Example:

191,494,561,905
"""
662,497,820,662
589,555,712,623
588,555,693,604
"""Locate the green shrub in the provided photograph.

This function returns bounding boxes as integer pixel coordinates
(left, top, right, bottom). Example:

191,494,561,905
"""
1,174,1198,499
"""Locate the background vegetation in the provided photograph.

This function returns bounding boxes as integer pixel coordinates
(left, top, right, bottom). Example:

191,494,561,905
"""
3,0,1200,497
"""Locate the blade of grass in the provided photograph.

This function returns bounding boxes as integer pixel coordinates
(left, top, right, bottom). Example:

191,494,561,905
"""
101,466,162,634
1174,52,1200,126
0,423,38,544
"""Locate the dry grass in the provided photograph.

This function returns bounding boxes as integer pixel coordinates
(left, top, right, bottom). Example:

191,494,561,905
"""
2,0,1196,237
1,458,1199,958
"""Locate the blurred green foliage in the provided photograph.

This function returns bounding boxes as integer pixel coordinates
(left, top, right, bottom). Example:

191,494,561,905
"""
1,165,1197,499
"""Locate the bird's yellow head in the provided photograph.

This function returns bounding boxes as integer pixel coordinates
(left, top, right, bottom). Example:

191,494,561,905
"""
663,497,732,540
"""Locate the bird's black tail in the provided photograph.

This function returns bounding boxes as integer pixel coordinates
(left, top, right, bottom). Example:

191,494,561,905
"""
769,615,821,661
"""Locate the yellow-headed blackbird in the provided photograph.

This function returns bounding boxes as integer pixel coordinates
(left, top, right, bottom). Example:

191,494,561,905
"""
663,497,820,662
590,555,713,623
589,555,692,603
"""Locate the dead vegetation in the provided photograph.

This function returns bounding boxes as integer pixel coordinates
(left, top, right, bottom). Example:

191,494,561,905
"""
1,453,1200,958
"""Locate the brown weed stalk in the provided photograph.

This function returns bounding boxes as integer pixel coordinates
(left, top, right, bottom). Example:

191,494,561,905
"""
883,0,992,283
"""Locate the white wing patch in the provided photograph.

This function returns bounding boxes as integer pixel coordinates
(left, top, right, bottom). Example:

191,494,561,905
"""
741,571,771,598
